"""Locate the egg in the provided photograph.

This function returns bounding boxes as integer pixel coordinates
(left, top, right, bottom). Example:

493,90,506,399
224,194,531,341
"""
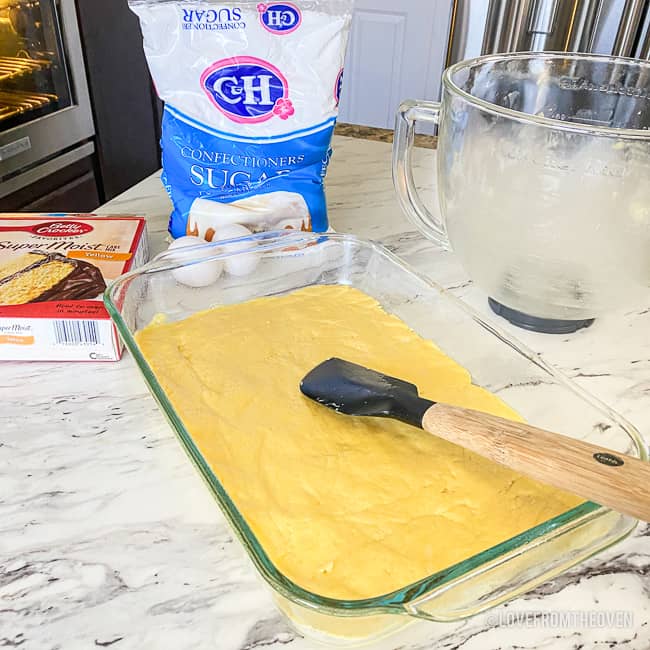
167,235,224,287
214,224,261,277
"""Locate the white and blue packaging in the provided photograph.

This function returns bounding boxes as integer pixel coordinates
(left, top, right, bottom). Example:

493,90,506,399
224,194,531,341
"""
129,1,353,240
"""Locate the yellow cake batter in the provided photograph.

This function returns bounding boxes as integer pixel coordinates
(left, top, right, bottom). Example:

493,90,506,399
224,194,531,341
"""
136,285,582,600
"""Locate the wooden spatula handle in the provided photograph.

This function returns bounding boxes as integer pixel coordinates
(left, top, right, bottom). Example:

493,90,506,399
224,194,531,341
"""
422,403,650,522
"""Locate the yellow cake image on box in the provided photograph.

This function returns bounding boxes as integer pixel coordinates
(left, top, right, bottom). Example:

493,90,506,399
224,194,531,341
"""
0,252,106,305
135,284,582,601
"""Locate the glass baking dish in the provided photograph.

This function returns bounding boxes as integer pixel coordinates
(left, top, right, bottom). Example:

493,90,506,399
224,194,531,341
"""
105,230,645,646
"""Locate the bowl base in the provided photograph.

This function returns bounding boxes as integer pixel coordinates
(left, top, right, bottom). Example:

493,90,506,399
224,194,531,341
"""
488,298,595,334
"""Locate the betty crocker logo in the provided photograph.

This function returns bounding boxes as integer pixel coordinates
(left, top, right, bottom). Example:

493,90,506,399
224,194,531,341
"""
201,56,294,124
35,221,93,237
257,2,302,35
0,221,95,237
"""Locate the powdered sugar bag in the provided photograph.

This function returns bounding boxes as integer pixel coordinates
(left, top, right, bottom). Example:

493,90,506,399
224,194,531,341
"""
129,1,353,239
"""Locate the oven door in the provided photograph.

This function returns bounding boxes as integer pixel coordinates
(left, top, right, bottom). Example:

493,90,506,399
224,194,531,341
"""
0,0,94,182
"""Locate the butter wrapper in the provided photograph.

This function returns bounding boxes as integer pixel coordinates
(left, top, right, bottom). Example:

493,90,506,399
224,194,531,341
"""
0,214,148,361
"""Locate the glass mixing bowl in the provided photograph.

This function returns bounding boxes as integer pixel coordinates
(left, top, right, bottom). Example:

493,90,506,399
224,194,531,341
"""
393,52,650,332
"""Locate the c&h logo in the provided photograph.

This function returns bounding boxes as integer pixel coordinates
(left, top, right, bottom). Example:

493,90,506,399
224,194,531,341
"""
201,56,295,123
257,2,302,35
335,68,344,107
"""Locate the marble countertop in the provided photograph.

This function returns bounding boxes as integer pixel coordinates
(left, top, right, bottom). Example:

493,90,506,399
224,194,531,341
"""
2,135,649,650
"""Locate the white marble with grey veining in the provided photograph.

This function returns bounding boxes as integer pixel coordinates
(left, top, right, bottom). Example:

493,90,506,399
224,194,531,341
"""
2,136,649,650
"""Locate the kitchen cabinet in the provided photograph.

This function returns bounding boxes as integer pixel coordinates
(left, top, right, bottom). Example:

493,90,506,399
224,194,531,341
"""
75,0,161,202
338,0,453,130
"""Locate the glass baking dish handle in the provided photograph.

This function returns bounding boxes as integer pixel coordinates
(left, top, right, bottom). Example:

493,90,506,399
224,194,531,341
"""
404,506,630,622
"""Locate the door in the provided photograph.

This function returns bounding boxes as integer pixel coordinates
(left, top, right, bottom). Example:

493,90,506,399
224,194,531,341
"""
338,0,454,130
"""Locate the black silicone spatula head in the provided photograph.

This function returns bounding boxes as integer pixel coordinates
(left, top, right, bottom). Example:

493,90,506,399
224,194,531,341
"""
300,358,434,428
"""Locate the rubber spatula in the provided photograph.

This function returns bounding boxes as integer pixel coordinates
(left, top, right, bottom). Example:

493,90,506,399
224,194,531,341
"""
300,357,650,523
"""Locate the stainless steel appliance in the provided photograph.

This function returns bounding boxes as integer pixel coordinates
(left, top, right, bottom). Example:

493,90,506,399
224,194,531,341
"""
0,0,94,200
447,0,650,64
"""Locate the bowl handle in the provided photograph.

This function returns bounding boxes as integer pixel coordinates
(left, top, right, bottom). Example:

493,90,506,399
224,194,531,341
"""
392,100,449,249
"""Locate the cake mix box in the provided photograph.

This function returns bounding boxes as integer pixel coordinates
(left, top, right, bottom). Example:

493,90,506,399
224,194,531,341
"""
0,214,148,361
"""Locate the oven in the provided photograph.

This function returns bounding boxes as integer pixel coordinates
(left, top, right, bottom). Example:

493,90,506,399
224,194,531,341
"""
0,0,94,200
